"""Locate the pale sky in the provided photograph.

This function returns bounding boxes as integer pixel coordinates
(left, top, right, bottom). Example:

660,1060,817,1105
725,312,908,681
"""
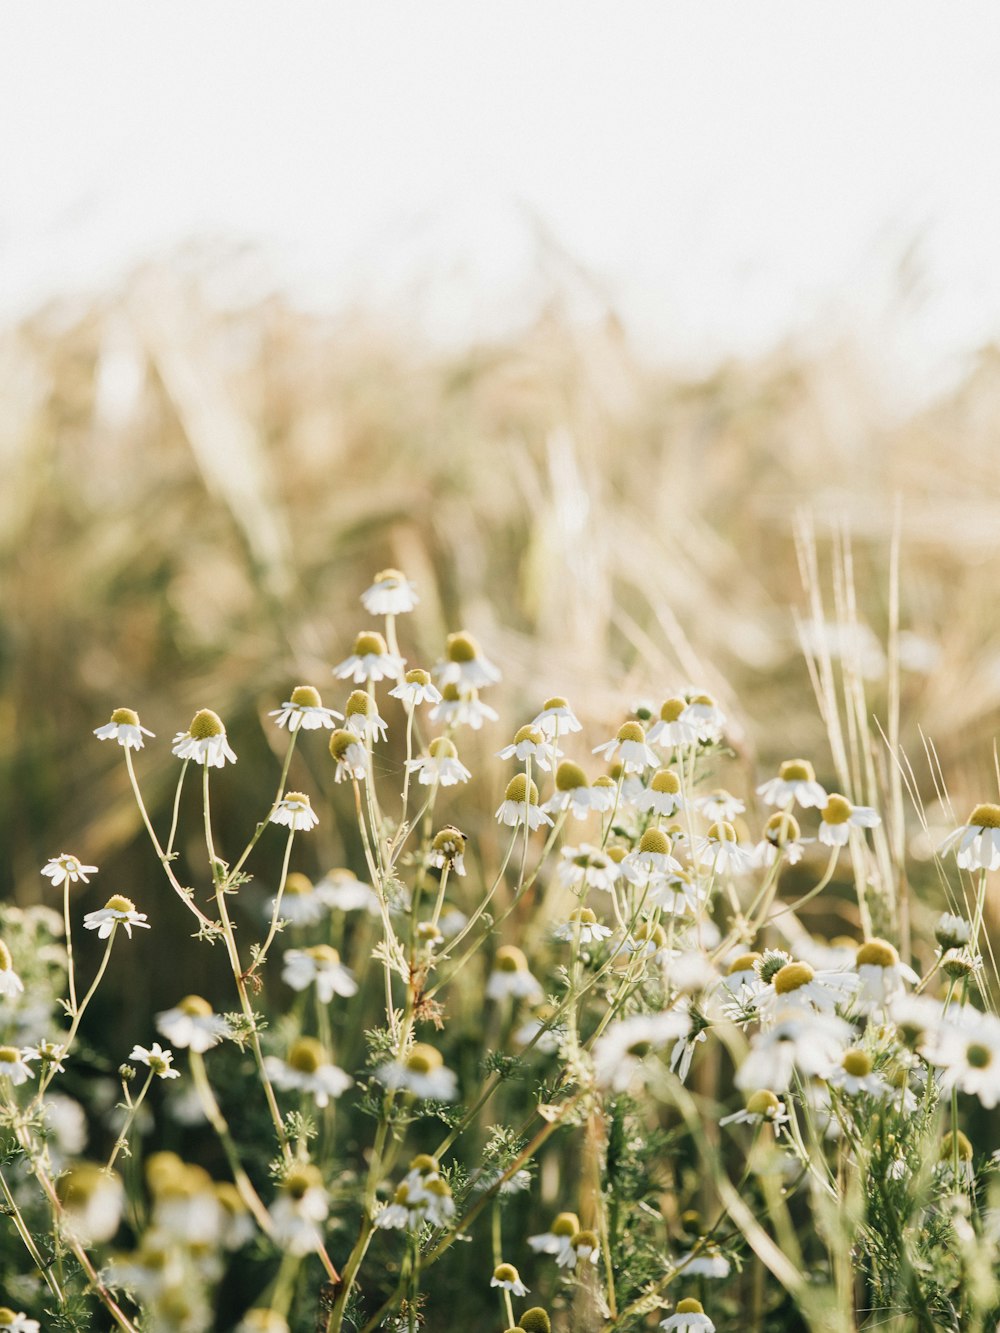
2,4,1000,402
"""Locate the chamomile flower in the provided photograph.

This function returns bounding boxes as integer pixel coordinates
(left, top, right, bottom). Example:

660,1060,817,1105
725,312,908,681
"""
41,853,98,888
156,995,229,1053
625,921,670,958
428,825,468,875
333,630,405,684
592,1010,691,1091
56,1162,124,1244
343,690,388,742
265,1038,352,1108
428,683,499,730
694,789,746,822
854,939,918,1012
757,760,826,810
558,1229,600,1269
754,960,860,1017
693,822,755,875
83,894,150,939
825,1047,889,1097
486,946,544,1001
434,631,501,689
531,695,582,737
537,762,591,819
936,913,972,950
635,768,686,816
328,728,369,782
621,829,684,887
0,1309,40,1332
93,707,155,750
406,737,472,786
375,1181,429,1232
316,868,380,913
129,1042,181,1080
0,1046,34,1085
497,725,559,771
719,952,765,998
588,774,621,813
719,1088,789,1128
282,946,358,1002
361,568,419,616
267,872,327,926
528,1211,580,1263
269,685,342,731
939,803,1000,871
558,844,620,893
592,721,659,773
818,793,881,846
680,693,726,742
171,709,237,767
237,1312,290,1333
647,697,701,748
735,1010,852,1092
753,812,809,867
660,1297,715,1332
376,1043,458,1101
495,775,553,830
269,791,320,831
553,907,613,946
270,1165,328,1256
675,1246,730,1278
0,943,24,1000
490,1263,528,1297
389,668,442,707
926,1009,1000,1108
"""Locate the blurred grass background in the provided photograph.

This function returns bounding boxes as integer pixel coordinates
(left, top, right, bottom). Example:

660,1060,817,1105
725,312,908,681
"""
3,248,1000,1037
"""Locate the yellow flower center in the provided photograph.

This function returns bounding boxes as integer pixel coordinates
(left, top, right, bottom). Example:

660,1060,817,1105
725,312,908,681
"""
772,961,815,994
354,631,388,656
406,1044,443,1074
969,803,1000,829
552,1211,580,1236
495,946,528,973
513,725,544,745
284,873,314,896
0,942,11,972
283,791,310,808
288,1037,325,1074
446,632,480,662
290,685,322,708
634,922,667,946
940,1130,973,1162
432,825,466,854
746,1089,780,1116
373,567,405,584
329,729,359,759
405,668,431,686
856,939,899,969
493,1263,519,1283
0,1046,20,1063
842,1048,872,1077
966,1042,992,1070
555,761,588,791
284,1164,323,1199
638,828,672,856
570,908,598,925
707,821,737,842
650,768,681,794
779,759,814,782
764,812,800,844
616,721,645,744
188,709,224,739
543,696,569,711
822,794,852,825
504,774,539,804
110,707,140,726
428,737,458,759
659,697,686,722
178,995,212,1017
105,894,136,914
409,1153,439,1173
676,1299,705,1315
306,945,341,965
573,1229,598,1249
345,690,373,717
728,952,762,975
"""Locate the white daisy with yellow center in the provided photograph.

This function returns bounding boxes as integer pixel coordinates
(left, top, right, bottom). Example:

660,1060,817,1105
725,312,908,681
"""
361,568,419,616
129,1042,180,1080
41,853,98,888
333,630,405,684
485,945,544,1001
647,697,701,749
757,758,828,810
282,946,358,1003
269,685,342,732
375,1043,458,1101
939,802,1000,871
531,695,582,737
818,793,881,846
172,709,237,768
93,706,155,750
269,791,320,831
592,721,659,774
265,1038,352,1109
495,775,553,830
389,667,442,707
156,995,230,1052
405,737,472,786
592,1010,691,1092
83,894,150,939
660,1297,715,1332
428,682,499,731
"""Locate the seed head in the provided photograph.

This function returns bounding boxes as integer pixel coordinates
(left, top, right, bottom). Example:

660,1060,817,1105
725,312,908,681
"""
555,760,588,791
616,721,645,744
969,803,1000,829
188,709,224,740
650,768,681,794
638,828,672,856
504,774,539,804
519,1309,551,1333
289,685,322,708
404,668,431,686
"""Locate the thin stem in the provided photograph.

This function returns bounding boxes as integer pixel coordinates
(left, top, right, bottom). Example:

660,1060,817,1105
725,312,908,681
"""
247,827,296,978
62,880,77,1015
107,1070,154,1171
0,1164,62,1298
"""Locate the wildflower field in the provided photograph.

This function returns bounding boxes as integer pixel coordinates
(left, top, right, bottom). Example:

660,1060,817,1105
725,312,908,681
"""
2,268,1000,1333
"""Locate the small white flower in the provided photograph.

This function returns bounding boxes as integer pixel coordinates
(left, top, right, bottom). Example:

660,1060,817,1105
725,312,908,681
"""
528,1210,580,1264
736,1010,852,1093
558,844,621,893
753,960,860,1018
334,630,405,684
343,690,389,742
660,1298,715,1332
553,908,613,946
375,1044,458,1101
361,568,419,616
694,789,746,821
269,685,342,731
265,1038,353,1108
485,946,544,1001
935,913,972,950
83,895,150,939
531,695,582,737
853,938,918,1013
692,822,755,875
41,853,98,888
679,694,726,742
269,791,320,831
270,1165,328,1256
647,697,701,749
266,872,327,925
172,709,237,767
592,1010,691,1092
635,768,686,817
818,792,881,846
825,1047,889,1097
0,942,24,1000
406,737,472,786
621,830,684,887
558,1228,600,1269
156,996,230,1053
434,631,501,690
129,1042,181,1080
757,759,828,810
925,1008,1000,1108
718,951,765,999
93,707,155,750
328,729,369,782
428,826,468,877
496,725,560,772
593,721,659,773
282,946,358,1003
490,1262,528,1296
676,1247,730,1278
389,668,442,707
939,803,1000,871
428,684,499,730
719,1088,789,1128
0,1045,34,1085
315,868,380,913
0,1311,40,1332
495,775,553,830
56,1162,124,1244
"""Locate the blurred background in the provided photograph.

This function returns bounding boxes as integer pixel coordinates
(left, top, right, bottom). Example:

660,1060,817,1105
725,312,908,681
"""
4,3,1000,1083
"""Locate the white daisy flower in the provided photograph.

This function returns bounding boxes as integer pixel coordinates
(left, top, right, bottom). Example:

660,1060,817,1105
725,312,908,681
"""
56,1162,124,1245
0,942,24,1000
694,789,746,822
754,959,860,1018
752,811,810,868
496,725,560,772
558,1228,600,1269
660,1297,715,1332
0,1309,40,1332
129,1042,180,1080
268,872,328,926
854,938,918,1013
635,768,685,817
557,844,620,893
93,707,155,750
269,685,342,732
926,1008,1000,1108
647,697,701,749
156,995,230,1053
676,1247,730,1278
553,907,613,946
621,829,684,887
265,1038,352,1109
718,951,765,999
719,1087,789,1128
375,1044,458,1101
428,825,468,876
428,683,499,731
270,1165,328,1256
485,945,544,1001
333,630,405,684
83,894,150,939
528,1210,580,1264
495,775,553,830
542,762,598,819
405,737,472,786
389,667,442,707
592,721,659,774
825,1047,889,1097
41,853,98,888
171,709,237,768
624,921,670,958
592,1010,691,1092
735,1010,852,1092
433,631,501,690
269,791,319,831
757,759,828,810
531,695,582,737
939,802,1000,871
316,868,380,913
0,1046,34,1085
343,690,388,742
361,568,419,616
281,946,358,1002
935,913,972,950
490,1262,528,1296
692,822,755,875
679,693,726,742
818,793,881,846
588,775,622,813
328,729,369,782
